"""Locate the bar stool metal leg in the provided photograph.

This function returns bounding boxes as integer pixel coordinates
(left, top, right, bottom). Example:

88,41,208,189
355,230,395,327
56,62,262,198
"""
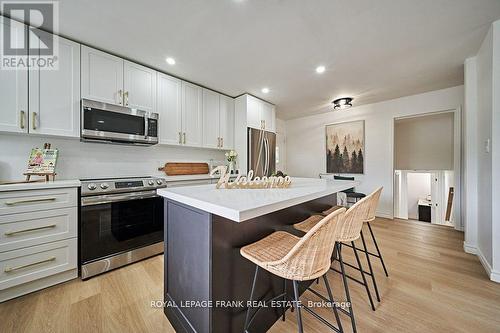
360,231,381,302
367,222,389,277
282,279,287,321
292,280,304,333
244,266,259,332
337,242,357,333
351,241,376,311
323,275,343,333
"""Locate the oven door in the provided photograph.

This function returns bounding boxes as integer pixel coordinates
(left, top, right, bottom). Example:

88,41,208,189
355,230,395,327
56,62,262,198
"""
81,99,158,145
80,190,164,265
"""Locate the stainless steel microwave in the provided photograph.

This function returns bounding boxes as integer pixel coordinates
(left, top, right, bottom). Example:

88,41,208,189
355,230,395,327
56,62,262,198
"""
81,99,159,145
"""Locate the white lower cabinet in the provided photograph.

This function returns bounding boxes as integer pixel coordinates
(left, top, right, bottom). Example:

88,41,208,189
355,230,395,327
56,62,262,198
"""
0,238,77,292
0,185,78,303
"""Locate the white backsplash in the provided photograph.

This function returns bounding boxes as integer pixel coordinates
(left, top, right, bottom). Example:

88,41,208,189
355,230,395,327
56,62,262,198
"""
0,133,227,181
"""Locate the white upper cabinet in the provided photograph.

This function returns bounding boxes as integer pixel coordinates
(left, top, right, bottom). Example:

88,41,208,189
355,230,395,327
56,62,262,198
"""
244,95,276,132
261,102,274,131
182,82,203,147
219,95,234,150
29,33,80,137
81,46,124,105
123,61,157,112
157,73,182,145
246,96,262,130
0,18,28,133
202,89,220,149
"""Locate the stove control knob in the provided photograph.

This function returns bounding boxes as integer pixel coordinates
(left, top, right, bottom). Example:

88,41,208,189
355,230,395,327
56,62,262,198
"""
87,183,97,190
100,183,109,190
156,179,163,185
148,180,155,186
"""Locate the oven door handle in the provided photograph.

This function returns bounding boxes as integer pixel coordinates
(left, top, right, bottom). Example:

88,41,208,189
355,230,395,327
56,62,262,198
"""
81,190,159,206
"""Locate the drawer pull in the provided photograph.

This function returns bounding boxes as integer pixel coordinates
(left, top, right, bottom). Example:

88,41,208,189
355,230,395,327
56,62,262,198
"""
4,224,57,236
4,256,56,273
5,197,57,206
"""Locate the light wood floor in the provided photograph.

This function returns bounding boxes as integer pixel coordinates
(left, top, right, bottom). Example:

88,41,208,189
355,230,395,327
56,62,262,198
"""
1,218,499,333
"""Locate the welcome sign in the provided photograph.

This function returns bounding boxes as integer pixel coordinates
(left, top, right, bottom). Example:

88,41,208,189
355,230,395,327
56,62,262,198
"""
210,166,292,189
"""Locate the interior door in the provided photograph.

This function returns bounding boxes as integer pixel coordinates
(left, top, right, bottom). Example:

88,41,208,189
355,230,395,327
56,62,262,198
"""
157,73,182,145
123,60,157,112
0,17,28,133
81,46,124,105
29,32,80,137
202,89,220,149
182,82,203,147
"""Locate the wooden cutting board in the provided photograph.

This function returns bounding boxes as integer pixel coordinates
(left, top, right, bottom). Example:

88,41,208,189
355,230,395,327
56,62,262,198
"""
158,162,209,176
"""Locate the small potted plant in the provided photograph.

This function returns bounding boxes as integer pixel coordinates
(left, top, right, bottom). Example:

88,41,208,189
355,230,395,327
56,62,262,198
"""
225,150,238,174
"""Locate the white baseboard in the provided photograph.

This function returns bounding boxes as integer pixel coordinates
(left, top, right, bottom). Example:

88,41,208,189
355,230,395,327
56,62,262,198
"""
376,211,393,219
463,242,478,254
476,247,500,283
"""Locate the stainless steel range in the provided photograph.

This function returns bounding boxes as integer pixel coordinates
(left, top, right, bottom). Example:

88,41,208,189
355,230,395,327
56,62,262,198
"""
79,176,166,279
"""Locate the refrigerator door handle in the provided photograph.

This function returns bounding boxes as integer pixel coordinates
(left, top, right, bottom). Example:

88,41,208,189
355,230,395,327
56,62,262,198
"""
264,137,269,176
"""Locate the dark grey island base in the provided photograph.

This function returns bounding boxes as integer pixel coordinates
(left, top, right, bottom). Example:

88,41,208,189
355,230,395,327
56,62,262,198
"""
164,194,336,333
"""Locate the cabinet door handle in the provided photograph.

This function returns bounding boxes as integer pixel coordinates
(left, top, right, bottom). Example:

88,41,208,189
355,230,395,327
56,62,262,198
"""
183,132,186,144
5,197,57,206
221,137,224,148
5,224,57,236
124,91,129,106
32,112,37,130
4,256,56,273
178,132,182,144
20,110,26,129
118,90,123,105
217,137,220,148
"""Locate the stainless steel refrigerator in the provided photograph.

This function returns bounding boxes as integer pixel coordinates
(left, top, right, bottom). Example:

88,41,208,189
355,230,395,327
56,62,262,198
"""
248,128,276,177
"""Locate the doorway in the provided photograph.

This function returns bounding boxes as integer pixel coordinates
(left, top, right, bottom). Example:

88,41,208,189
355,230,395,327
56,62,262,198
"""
393,110,461,229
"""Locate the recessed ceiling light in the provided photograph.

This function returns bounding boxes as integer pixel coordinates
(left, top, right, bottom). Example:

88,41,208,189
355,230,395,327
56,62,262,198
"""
332,97,353,110
261,87,270,94
165,57,176,65
316,65,326,74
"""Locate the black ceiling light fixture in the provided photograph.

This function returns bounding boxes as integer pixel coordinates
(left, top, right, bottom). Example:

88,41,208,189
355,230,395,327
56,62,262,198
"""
332,97,353,110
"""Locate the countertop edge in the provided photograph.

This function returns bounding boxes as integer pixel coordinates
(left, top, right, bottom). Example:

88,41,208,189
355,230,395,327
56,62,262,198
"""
0,180,81,192
158,179,359,222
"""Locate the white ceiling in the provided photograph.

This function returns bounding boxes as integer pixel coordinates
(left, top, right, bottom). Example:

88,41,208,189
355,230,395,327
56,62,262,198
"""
10,0,500,119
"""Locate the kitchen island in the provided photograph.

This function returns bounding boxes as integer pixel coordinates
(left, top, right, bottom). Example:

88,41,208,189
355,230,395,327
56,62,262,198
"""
157,177,357,333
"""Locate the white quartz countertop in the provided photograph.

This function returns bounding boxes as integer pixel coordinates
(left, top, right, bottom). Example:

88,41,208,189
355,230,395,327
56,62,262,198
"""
157,177,358,222
0,179,81,192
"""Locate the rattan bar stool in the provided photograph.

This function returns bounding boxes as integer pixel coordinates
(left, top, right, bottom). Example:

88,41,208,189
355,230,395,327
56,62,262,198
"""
294,192,376,331
240,208,346,333
339,187,387,303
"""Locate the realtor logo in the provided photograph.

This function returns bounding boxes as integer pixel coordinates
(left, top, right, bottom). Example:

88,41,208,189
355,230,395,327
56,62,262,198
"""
1,1,59,70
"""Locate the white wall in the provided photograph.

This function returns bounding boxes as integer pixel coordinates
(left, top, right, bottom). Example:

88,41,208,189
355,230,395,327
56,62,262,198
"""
492,20,500,282
476,25,494,269
394,112,454,171
275,118,287,173
464,57,479,253
0,133,226,181
463,19,500,282
285,85,463,218
406,172,431,220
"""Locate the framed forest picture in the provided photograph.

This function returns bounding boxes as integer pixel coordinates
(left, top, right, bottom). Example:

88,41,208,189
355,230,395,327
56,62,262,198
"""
325,120,365,174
